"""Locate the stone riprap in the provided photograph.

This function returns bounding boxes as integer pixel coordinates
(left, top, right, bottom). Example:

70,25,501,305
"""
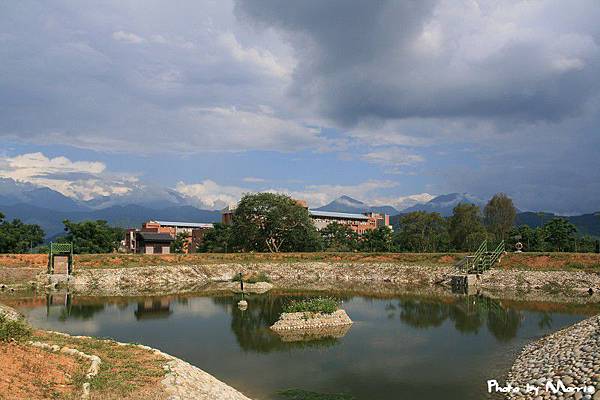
274,323,353,342
209,281,273,294
270,309,353,332
506,315,600,400
61,262,600,303
0,302,21,321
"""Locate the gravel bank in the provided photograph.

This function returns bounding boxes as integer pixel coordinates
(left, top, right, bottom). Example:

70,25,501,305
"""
506,315,600,400
58,262,600,300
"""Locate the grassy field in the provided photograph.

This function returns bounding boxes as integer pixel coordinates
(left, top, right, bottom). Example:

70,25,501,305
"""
0,252,599,275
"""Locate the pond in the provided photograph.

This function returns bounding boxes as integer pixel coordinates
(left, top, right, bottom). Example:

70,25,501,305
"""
13,291,596,400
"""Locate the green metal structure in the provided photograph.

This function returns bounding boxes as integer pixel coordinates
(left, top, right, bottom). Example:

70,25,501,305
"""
455,240,505,274
48,242,74,275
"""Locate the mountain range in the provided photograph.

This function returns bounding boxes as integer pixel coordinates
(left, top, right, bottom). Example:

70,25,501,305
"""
0,178,598,239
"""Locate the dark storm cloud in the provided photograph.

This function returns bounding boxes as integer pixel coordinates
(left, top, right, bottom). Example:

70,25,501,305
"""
235,0,600,213
235,0,600,125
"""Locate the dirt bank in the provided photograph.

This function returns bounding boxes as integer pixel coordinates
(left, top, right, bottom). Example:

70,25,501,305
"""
1,301,251,400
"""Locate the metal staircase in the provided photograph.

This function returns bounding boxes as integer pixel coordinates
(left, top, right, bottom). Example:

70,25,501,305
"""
455,240,505,274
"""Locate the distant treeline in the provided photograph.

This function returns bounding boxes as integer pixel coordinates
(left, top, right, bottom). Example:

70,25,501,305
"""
197,192,600,254
1,193,599,254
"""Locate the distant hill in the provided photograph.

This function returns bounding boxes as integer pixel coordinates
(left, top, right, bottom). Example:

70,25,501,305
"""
0,178,87,212
0,203,221,240
315,195,398,215
399,193,485,217
516,211,600,237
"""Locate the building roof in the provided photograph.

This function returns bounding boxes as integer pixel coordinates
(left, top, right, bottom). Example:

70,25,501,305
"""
308,210,369,220
137,232,174,242
153,221,214,228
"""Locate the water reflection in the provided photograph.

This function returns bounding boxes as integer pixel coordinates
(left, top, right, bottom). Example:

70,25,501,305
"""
134,298,173,320
386,295,522,341
212,294,352,352
15,291,593,400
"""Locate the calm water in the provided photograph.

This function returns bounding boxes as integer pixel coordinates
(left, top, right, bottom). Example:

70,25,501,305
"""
14,292,596,400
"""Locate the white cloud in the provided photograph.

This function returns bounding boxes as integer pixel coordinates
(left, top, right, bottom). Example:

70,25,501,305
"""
112,30,145,44
372,193,435,211
175,179,401,209
175,180,247,209
218,32,291,78
361,148,424,173
0,152,133,200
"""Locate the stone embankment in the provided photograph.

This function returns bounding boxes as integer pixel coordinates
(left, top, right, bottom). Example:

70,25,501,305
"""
270,309,353,331
506,315,600,400
270,309,353,342
58,262,600,302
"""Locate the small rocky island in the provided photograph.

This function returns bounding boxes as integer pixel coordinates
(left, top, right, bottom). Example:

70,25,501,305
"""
270,297,353,342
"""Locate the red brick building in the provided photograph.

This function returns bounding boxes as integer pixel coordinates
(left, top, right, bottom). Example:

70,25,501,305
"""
125,220,214,254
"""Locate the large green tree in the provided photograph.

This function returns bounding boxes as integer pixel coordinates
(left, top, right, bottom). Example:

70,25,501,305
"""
483,193,517,241
232,193,321,252
59,219,123,254
543,218,577,252
360,226,395,252
394,211,449,252
0,212,45,253
320,222,359,252
448,203,487,251
198,223,233,253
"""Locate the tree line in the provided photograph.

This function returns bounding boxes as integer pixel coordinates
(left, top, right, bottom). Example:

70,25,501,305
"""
199,192,600,253
1,192,598,254
0,213,122,254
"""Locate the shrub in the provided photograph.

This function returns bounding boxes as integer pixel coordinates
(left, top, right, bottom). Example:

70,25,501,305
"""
284,297,339,314
0,314,31,342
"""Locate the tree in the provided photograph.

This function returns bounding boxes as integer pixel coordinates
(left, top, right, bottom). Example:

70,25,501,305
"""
59,220,123,254
543,218,577,252
508,225,547,252
448,203,487,251
170,232,189,253
360,226,394,252
484,193,516,242
394,211,449,252
320,222,359,252
198,223,233,253
0,212,45,253
232,193,321,252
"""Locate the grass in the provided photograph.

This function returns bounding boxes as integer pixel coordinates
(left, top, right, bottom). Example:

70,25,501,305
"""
284,297,339,314
277,389,356,400
34,331,166,400
0,314,31,342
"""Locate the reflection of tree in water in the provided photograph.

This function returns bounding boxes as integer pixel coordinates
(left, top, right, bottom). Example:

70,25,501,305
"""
397,299,448,329
389,295,523,341
212,294,350,353
537,312,553,330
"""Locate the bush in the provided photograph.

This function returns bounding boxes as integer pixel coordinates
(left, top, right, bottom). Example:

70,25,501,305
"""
0,314,31,342
284,297,339,314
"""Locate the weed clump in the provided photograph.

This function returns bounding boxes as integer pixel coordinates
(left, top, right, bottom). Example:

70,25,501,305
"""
283,297,339,314
0,314,31,342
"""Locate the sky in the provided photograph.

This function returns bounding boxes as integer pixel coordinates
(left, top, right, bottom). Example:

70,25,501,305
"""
1,0,599,214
